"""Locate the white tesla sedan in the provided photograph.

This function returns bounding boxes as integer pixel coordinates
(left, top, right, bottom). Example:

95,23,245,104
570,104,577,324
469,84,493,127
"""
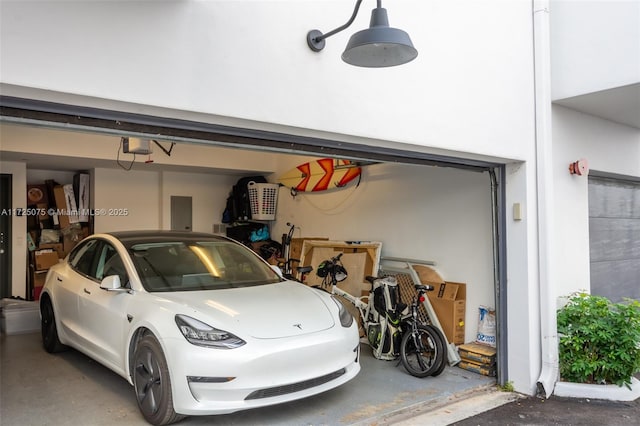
40,231,360,425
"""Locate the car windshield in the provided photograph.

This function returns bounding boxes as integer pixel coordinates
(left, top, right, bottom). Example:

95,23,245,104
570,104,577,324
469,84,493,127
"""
129,240,281,292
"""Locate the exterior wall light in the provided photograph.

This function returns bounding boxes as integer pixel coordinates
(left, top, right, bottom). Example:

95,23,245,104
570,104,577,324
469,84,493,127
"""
307,0,418,68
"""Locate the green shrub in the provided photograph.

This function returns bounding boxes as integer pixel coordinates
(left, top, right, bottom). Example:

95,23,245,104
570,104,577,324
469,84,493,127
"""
557,292,640,388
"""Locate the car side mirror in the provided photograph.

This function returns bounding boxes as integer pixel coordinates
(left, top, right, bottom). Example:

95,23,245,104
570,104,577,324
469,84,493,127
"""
100,275,122,291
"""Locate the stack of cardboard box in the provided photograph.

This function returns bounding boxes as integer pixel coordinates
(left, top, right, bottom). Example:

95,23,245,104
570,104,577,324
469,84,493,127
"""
31,249,59,300
456,342,497,376
27,174,91,300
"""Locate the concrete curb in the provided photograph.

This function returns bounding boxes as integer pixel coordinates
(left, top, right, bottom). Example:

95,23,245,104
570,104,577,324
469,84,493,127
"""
374,385,524,426
554,377,640,402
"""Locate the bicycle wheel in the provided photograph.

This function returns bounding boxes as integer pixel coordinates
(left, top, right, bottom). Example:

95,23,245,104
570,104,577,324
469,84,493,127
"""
400,324,444,378
423,324,448,377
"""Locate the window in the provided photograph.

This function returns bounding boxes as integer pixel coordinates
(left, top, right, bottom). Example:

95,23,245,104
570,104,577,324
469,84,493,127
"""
96,243,129,288
130,240,280,292
69,239,101,278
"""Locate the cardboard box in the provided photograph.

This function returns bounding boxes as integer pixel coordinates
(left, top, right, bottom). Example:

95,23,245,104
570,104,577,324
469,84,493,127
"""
39,243,64,259
458,359,496,377
458,342,497,365
32,270,48,288
53,184,79,229
34,250,59,271
412,264,445,286
32,268,49,301
427,281,466,344
62,226,90,256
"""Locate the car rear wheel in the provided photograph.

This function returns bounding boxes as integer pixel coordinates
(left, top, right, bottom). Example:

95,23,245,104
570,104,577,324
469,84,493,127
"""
133,334,184,425
41,297,67,353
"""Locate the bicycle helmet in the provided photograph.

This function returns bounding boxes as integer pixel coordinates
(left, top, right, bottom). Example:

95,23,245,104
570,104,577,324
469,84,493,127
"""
316,259,348,282
333,264,348,282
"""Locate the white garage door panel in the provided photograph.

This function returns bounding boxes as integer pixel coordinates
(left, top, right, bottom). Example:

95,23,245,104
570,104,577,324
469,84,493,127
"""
589,177,640,302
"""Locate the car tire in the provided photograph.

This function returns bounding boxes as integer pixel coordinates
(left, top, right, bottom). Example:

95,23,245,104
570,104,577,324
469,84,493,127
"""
41,297,67,353
133,333,185,426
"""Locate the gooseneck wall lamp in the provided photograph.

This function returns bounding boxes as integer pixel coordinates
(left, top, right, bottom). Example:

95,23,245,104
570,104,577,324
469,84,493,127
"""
306,0,418,67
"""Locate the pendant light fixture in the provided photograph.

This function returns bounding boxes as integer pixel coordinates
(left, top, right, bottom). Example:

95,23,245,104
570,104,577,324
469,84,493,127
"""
307,0,418,68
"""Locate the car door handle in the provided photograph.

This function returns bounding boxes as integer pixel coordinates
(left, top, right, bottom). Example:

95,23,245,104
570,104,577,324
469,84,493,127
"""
84,288,91,294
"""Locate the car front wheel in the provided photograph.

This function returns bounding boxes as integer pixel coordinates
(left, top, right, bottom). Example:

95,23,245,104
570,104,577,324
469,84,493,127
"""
132,333,184,425
41,297,67,353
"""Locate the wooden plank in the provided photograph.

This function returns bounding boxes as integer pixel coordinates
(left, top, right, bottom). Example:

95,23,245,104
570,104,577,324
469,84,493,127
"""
299,240,382,297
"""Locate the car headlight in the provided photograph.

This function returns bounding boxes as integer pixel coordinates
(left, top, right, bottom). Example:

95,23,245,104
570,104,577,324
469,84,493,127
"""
331,296,354,328
175,314,245,349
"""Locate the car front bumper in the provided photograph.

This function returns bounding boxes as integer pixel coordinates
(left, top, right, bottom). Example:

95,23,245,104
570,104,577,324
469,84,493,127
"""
162,326,361,415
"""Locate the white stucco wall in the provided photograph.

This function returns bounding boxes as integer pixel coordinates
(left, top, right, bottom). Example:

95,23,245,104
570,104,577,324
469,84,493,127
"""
160,171,236,233
550,0,640,99
0,0,536,162
503,159,542,395
552,105,640,298
93,168,162,232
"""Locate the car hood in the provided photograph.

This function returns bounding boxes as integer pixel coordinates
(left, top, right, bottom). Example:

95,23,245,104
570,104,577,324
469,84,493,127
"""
159,281,336,339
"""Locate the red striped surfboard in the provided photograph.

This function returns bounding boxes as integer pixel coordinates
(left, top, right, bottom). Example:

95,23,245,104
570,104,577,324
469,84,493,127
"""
277,158,362,192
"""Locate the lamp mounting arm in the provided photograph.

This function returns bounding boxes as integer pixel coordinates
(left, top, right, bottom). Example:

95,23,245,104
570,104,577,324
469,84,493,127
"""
307,0,366,52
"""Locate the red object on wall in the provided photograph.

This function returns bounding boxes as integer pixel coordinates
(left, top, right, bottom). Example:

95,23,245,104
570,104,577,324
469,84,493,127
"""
569,158,589,176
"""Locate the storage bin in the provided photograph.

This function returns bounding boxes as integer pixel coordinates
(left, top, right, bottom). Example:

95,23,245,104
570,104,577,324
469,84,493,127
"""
247,181,279,220
1,298,40,335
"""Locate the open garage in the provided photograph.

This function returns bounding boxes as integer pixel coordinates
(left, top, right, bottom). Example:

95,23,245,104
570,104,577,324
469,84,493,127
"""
1,103,506,425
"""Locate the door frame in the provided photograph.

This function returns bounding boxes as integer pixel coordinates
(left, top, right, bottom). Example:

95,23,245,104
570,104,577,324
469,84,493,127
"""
0,173,12,298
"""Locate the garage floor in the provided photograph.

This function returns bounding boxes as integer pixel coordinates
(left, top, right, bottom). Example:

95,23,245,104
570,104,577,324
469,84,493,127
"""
1,332,494,425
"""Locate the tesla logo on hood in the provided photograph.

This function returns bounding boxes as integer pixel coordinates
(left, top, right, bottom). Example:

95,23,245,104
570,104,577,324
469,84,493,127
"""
293,323,302,330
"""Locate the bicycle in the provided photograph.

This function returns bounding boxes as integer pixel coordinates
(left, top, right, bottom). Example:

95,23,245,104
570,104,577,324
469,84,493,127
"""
278,222,303,280
399,282,448,377
315,253,447,377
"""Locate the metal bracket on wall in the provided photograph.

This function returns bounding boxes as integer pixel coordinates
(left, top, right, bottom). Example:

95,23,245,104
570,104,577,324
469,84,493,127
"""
379,257,461,366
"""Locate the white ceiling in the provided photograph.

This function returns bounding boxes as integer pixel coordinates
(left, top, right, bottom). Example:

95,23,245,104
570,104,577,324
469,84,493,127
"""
553,83,640,129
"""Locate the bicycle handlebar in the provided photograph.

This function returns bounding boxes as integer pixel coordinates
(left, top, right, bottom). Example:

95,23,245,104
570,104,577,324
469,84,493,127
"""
415,284,434,292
